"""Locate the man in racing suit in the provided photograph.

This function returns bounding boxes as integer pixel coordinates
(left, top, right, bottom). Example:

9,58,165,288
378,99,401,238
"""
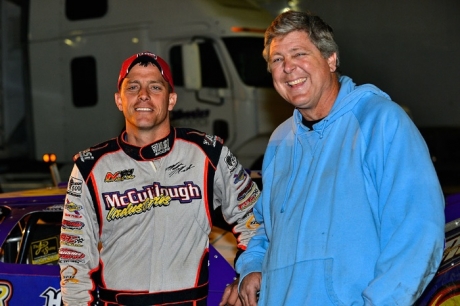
59,52,260,306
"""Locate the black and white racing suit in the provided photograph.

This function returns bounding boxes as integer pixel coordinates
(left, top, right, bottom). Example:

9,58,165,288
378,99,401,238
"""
59,127,260,306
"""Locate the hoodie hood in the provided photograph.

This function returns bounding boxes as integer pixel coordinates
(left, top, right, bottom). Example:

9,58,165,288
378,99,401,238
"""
292,75,392,136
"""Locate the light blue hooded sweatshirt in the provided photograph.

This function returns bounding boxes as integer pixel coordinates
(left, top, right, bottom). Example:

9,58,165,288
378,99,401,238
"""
236,76,445,305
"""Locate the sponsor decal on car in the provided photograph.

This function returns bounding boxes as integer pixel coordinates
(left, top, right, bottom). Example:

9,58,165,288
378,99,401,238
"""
30,237,59,265
40,287,62,306
0,281,12,305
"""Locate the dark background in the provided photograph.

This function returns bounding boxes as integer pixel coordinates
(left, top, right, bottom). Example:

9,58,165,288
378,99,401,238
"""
254,0,460,190
256,0,460,128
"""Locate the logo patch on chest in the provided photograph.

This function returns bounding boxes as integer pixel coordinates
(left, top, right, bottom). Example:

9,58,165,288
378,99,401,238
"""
102,181,203,221
104,169,135,182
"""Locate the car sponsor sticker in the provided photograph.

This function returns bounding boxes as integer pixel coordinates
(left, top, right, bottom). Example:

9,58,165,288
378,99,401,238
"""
30,237,59,265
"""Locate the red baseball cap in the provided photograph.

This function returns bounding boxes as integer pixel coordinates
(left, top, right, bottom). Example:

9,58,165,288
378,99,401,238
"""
117,52,174,92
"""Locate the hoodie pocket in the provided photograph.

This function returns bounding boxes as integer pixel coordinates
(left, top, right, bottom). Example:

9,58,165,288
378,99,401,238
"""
261,258,347,306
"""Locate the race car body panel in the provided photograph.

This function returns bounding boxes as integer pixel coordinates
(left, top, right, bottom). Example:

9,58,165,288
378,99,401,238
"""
0,187,236,306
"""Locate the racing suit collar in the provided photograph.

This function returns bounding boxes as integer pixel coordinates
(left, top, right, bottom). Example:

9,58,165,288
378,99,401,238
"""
118,128,175,160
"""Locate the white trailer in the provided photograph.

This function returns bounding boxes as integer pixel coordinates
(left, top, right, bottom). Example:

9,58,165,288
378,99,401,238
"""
0,0,293,183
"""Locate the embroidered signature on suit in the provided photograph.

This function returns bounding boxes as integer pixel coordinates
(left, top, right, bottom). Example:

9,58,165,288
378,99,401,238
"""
166,162,195,177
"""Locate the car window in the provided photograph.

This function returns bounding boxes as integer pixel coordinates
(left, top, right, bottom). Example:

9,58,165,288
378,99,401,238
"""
1,211,62,265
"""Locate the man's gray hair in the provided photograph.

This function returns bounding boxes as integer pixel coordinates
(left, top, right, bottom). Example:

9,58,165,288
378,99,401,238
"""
263,10,340,72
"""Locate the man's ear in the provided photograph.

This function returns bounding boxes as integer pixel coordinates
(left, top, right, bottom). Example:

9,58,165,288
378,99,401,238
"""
327,53,338,72
114,92,123,111
168,92,177,111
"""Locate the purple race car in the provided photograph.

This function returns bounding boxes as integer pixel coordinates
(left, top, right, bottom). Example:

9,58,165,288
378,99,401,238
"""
0,186,236,305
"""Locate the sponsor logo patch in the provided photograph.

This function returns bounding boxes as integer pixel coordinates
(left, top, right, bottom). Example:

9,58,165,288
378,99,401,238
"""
67,177,83,197
151,139,170,156
62,220,85,231
233,168,247,184
59,248,85,263
60,233,84,247
60,265,79,285
103,181,202,208
79,149,94,162
237,182,256,201
104,168,135,182
65,201,83,214
64,212,82,219
203,134,223,147
102,181,202,221
245,215,260,230
238,188,260,211
224,151,238,172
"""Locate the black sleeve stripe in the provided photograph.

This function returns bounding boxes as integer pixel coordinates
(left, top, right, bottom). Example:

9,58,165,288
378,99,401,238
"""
74,138,119,231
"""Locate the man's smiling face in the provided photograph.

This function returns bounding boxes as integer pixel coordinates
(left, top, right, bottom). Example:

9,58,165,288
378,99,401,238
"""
115,62,176,136
269,30,338,120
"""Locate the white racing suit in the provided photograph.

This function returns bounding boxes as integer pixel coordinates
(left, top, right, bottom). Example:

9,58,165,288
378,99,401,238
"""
59,127,260,306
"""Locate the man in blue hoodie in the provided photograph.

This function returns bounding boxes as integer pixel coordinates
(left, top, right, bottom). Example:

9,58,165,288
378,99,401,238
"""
220,10,445,306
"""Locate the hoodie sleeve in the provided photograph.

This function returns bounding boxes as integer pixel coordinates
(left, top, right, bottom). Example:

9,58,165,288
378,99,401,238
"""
235,204,268,283
234,134,280,285
360,99,445,305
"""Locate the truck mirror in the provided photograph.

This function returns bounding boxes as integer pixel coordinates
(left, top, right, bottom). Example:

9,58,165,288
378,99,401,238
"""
182,42,202,90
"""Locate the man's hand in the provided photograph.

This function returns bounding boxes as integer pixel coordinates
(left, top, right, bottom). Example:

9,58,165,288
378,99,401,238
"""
220,272,261,306
219,279,241,306
238,272,261,306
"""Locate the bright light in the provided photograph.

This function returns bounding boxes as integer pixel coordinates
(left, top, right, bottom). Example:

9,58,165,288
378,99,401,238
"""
43,153,57,163
64,36,82,47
